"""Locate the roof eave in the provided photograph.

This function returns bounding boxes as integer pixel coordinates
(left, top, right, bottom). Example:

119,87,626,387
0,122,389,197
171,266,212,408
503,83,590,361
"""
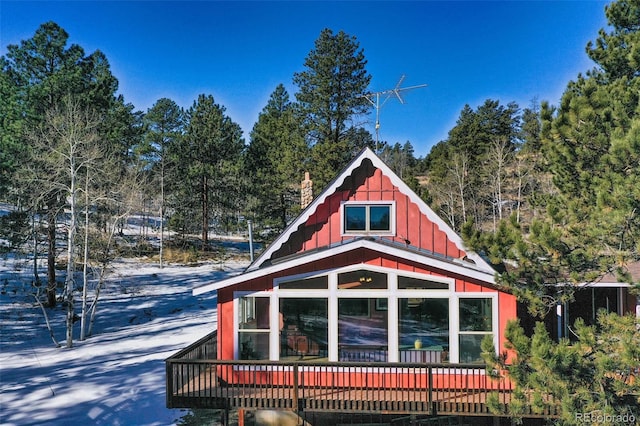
193,238,497,296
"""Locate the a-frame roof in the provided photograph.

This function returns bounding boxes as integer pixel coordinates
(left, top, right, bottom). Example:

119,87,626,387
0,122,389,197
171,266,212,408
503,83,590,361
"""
248,147,493,273
193,148,497,296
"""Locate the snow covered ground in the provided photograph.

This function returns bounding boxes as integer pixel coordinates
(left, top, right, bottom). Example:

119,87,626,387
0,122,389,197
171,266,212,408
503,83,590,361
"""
0,254,247,425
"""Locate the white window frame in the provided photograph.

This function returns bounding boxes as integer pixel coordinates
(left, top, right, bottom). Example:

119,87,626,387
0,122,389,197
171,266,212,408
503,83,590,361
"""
234,293,272,360
234,266,499,364
453,294,499,364
341,201,396,236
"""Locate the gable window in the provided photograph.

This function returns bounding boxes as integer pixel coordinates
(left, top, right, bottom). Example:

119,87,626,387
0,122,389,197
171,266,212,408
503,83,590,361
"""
342,203,394,235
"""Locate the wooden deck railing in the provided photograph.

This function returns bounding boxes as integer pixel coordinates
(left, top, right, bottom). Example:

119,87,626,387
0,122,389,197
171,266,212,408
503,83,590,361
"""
165,331,557,418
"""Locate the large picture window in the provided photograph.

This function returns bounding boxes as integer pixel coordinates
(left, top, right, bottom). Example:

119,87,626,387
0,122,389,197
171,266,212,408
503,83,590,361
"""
338,298,388,361
280,298,328,360
343,203,394,234
237,267,498,364
398,298,449,362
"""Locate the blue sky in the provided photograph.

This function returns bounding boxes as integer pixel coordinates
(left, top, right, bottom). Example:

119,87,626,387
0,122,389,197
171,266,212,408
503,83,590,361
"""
1,1,608,157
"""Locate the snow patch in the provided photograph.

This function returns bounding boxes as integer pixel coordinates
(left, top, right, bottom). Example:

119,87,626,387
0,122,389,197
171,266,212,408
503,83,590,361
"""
1,256,246,425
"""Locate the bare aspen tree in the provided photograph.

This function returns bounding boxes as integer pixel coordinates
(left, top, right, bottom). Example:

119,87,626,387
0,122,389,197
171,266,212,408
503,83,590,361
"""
428,150,471,232
30,96,101,348
450,151,469,226
487,136,512,231
86,181,140,338
434,179,459,231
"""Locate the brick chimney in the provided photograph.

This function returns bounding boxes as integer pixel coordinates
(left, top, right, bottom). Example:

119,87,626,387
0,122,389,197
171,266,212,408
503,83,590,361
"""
301,171,313,209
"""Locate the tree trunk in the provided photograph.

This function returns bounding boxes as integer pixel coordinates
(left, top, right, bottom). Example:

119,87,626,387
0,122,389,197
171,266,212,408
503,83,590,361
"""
80,173,89,341
202,175,209,249
65,155,77,348
159,157,164,268
32,214,41,286
46,200,57,307
32,293,61,347
280,193,287,231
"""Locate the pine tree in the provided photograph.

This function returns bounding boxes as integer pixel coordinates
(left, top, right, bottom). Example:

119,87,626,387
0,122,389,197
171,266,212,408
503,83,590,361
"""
141,98,184,266
465,3,640,420
482,314,640,424
538,0,640,300
180,94,244,248
1,22,119,306
245,85,308,238
0,63,26,194
293,28,372,190
425,100,520,231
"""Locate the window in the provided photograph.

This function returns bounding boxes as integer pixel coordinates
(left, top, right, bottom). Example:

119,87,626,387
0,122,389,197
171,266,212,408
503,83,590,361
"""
398,298,449,352
280,298,328,360
458,298,493,363
338,270,387,289
238,297,270,360
343,203,394,234
279,275,328,289
237,268,498,364
338,298,388,361
398,276,449,290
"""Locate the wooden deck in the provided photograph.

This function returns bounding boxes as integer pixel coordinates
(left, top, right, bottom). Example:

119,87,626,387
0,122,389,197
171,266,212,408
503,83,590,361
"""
172,371,508,416
165,331,557,419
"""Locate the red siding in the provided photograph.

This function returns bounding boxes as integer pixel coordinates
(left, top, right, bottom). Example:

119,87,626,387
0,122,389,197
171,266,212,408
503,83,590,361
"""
271,160,466,262
219,291,234,360
499,291,518,362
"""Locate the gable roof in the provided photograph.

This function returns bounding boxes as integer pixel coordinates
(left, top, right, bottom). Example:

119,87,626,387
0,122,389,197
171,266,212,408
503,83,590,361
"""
192,148,498,296
248,147,494,274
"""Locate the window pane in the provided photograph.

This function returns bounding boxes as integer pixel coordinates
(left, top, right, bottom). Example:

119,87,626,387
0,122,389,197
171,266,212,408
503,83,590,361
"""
398,276,449,290
344,206,366,231
398,298,449,349
239,332,269,360
338,298,370,316
459,298,492,331
369,206,390,231
338,270,387,289
239,297,270,330
280,298,328,359
459,334,489,363
279,275,328,289
338,298,388,361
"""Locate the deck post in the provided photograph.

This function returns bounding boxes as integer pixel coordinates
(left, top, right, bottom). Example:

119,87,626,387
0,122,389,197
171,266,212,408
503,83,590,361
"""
223,406,229,426
293,363,299,413
428,365,435,416
165,360,173,408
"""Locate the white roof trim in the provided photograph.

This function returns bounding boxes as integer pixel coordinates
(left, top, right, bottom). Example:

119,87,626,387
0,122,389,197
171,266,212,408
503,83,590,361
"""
561,282,633,289
193,238,496,296
247,147,494,274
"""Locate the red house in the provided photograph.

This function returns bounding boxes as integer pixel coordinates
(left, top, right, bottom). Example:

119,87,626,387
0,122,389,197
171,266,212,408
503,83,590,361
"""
166,148,539,422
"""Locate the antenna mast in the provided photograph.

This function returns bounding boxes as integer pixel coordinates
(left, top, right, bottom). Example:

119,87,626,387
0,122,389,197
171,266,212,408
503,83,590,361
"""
363,75,427,151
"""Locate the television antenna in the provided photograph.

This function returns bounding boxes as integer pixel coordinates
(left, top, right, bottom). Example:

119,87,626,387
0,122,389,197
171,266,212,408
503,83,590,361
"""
362,75,427,150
